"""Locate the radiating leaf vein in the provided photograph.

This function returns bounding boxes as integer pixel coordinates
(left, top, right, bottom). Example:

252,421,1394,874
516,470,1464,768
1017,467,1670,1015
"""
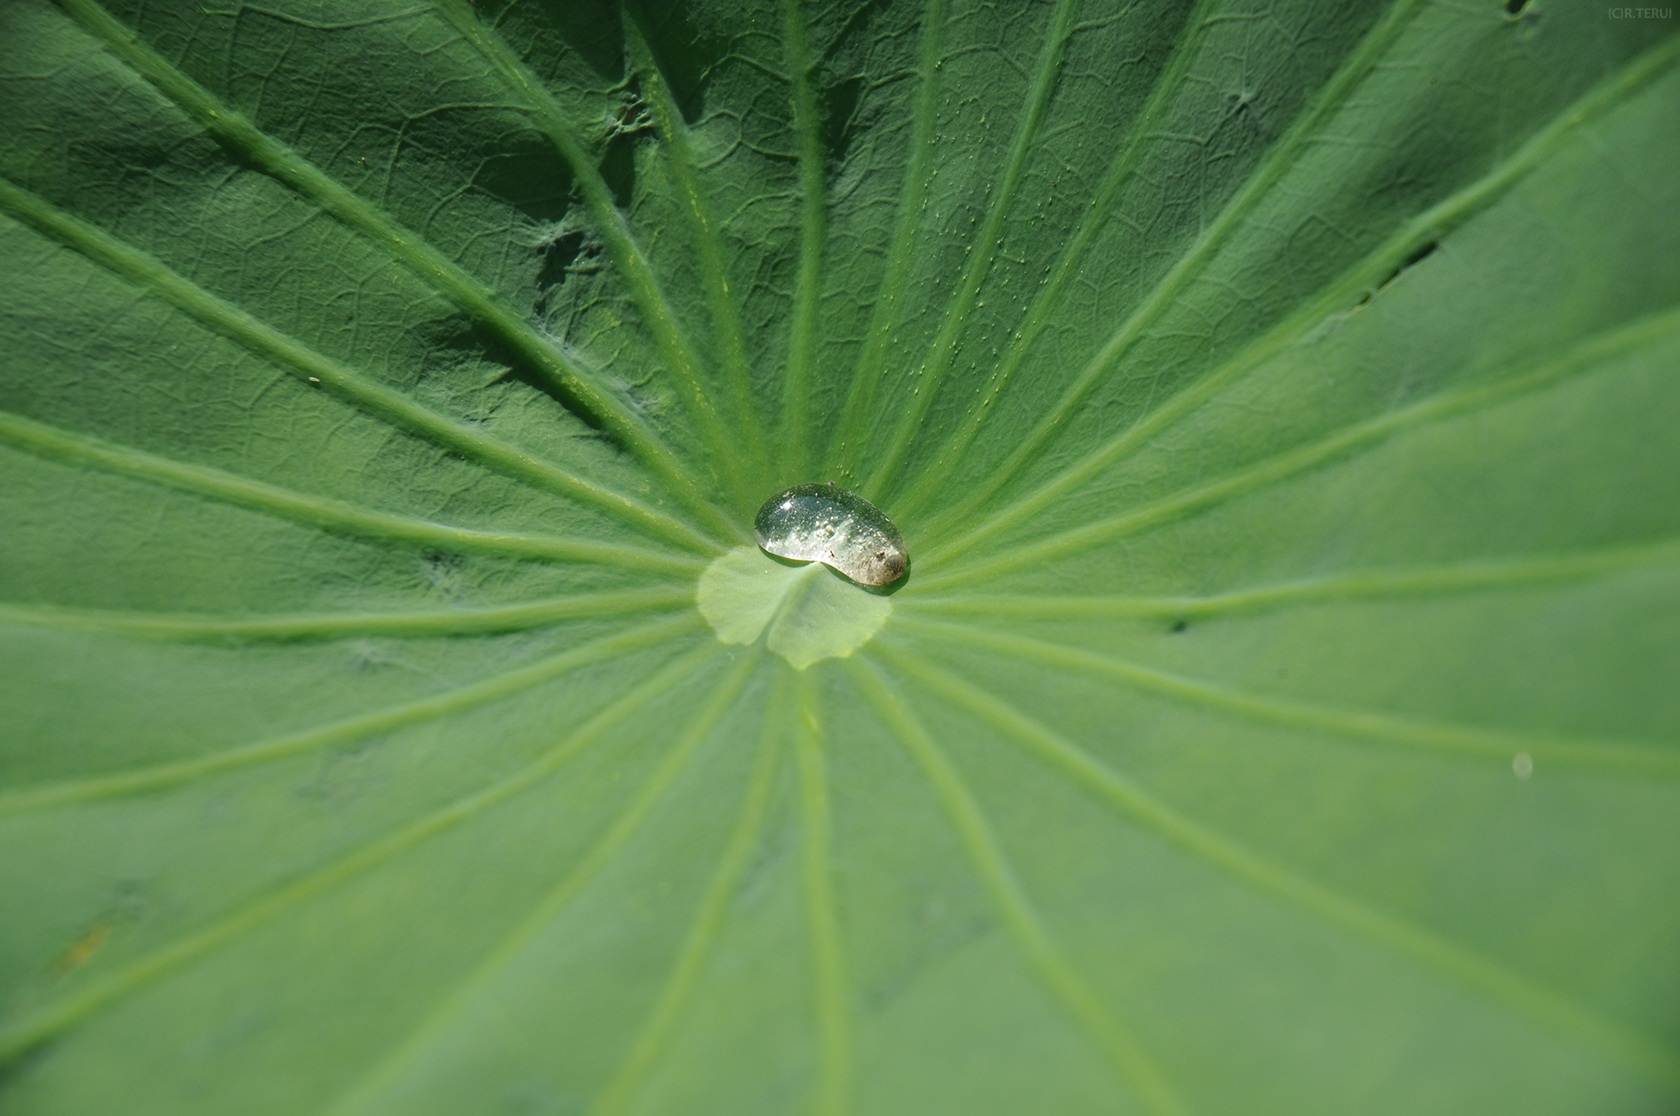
926,0,1428,518
796,670,852,1116
0,613,703,813
0,408,704,573
827,0,950,479
587,666,784,1116
921,27,1680,553
891,0,1221,518
52,0,740,541
920,304,1680,586
897,618,1680,777
863,0,1081,503
0,174,719,555
432,0,751,508
0,587,693,644
847,655,1186,1116
902,538,1680,620
0,642,723,1065
777,0,827,480
875,640,1680,1093
322,648,757,1116
625,8,770,485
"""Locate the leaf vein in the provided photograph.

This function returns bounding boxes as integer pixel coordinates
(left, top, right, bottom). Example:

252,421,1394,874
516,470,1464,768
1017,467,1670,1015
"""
892,0,1222,517
432,0,751,508
321,649,757,1116
624,7,770,485
922,25,1680,553
587,663,784,1116
0,408,704,574
0,642,721,1064
896,618,1680,777
876,641,1680,1093
52,0,740,541
0,588,693,644
846,655,1186,1116
797,670,851,1116
777,0,827,478
0,174,720,555
862,0,1083,503
919,304,1680,584
901,538,1680,620
825,0,949,478
0,614,703,813
927,0,1431,526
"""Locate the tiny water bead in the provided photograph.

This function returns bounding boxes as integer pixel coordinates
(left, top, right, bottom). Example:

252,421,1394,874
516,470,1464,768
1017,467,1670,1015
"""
752,483,908,587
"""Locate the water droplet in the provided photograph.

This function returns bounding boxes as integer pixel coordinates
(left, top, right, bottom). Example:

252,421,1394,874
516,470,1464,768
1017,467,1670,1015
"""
753,483,908,586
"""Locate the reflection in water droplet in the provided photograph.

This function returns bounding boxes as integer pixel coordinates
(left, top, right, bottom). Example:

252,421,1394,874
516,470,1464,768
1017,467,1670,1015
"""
753,483,908,586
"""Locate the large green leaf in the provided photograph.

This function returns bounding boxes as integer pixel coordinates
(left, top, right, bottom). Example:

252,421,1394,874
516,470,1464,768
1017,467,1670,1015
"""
2,0,1677,1111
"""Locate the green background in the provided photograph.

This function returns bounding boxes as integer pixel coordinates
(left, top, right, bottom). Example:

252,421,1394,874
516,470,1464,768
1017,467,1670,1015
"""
1,0,1678,1112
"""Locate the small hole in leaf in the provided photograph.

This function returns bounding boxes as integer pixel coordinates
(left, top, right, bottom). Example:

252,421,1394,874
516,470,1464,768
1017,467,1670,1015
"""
1504,0,1531,15
1171,619,1189,634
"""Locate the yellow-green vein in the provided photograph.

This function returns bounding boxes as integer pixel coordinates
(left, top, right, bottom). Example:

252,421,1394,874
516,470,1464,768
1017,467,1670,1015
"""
921,0,1428,533
0,174,719,555
0,587,694,644
0,613,703,814
52,0,738,542
624,7,770,484
916,304,1680,586
432,0,750,508
845,656,1186,1116
896,618,1680,777
796,670,851,1116
322,648,760,1116
862,0,1082,503
0,408,705,574
0,643,722,1065
921,25,1680,557
826,0,949,481
901,537,1680,621
874,640,1680,1094
778,0,826,479
587,668,786,1116
890,0,1221,518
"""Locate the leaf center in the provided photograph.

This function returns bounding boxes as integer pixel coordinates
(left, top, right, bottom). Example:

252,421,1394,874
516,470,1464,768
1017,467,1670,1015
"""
696,546,891,669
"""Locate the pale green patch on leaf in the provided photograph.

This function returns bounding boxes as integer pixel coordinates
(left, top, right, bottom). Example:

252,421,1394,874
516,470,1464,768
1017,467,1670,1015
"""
699,546,891,669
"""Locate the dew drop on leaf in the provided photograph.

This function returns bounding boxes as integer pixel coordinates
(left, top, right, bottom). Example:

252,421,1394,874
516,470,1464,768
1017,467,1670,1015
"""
753,483,908,586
